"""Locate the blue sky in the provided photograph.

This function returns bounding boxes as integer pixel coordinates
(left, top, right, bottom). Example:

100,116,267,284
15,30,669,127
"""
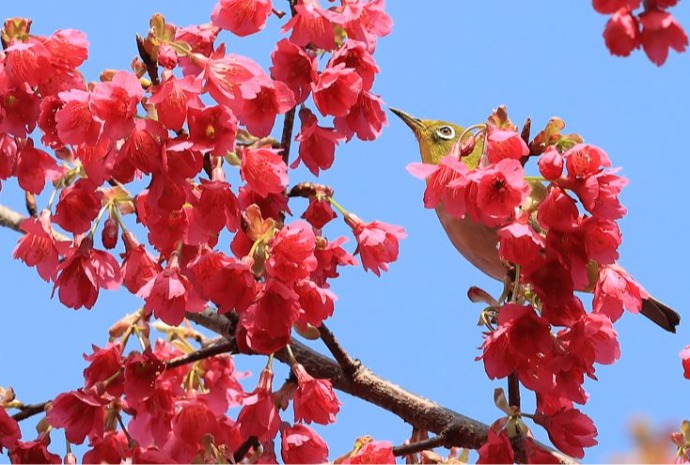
1,1,689,462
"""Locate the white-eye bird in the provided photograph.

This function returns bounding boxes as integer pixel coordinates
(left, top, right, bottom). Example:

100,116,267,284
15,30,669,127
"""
391,107,680,333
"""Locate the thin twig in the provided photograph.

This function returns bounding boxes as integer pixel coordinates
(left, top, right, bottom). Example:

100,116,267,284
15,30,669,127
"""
279,107,296,165
11,401,49,421
392,433,448,456
508,373,521,410
165,339,234,369
185,310,578,463
232,436,260,462
318,322,361,377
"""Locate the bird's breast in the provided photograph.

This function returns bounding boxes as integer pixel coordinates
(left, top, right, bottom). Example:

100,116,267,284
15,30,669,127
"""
435,207,506,281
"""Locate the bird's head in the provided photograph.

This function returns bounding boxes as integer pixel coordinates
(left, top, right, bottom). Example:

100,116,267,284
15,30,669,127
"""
390,107,482,169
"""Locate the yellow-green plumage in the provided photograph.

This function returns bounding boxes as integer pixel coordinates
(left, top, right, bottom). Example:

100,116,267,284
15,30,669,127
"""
391,107,680,333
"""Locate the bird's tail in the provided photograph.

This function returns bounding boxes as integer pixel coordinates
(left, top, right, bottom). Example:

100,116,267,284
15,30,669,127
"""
640,296,681,333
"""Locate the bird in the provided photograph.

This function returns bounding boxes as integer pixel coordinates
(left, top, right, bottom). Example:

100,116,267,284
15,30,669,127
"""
390,107,680,333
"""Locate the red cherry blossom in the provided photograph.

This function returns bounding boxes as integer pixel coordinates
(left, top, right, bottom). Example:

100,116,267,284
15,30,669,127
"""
295,278,337,328
293,363,341,425
294,107,342,175
3,39,51,88
538,146,564,180
407,154,471,219
558,313,621,372
137,253,206,325
564,143,611,179
199,355,245,414
120,232,161,294
604,9,641,57
535,407,598,458
127,380,179,446
201,52,263,108
186,178,240,244
342,0,393,53
240,279,301,354
646,0,679,7
593,264,649,322
0,407,20,452
90,71,143,140
16,142,62,195
329,40,380,91
240,146,289,197
8,437,61,464
13,210,62,282
123,349,165,405
480,304,555,393
469,159,530,226
212,0,273,37
346,214,406,276
280,423,329,464
83,342,124,398
236,368,281,442
537,186,580,232
55,89,103,146
239,78,295,138
582,216,621,264
163,397,223,463
497,221,545,267
266,220,318,282
270,39,317,105
187,249,258,313
53,237,122,310
0,85,41,138
477,430,514,464
681,345,690,380
187,104,237,156
313,236,358,284
82,431,128,464
52,179,102,234
639,8,688,65
43,28,89,70
301,195,337,229
334,90,387,141
592,0,641,14
342,439,395,464
312,64,363,117
148,74,202,131
281,0,341,51
486,127,529,163
46,388,107,445
0,134,18,187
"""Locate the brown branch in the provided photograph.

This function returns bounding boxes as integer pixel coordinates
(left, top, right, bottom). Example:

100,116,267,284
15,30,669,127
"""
0,204,27,234
0,203,70,241
232,436,260,462
185,310,578,463
318,322,361,377
508,373,521,410
392,433,449,456
9,336,234,423
164,338,234,369
279,107,296,165
11,401,49,422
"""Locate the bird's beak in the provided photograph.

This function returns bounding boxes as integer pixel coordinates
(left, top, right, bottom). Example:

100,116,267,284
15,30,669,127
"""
389,107,425,133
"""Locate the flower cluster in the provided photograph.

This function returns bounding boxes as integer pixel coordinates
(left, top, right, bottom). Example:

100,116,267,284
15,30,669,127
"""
1,0,406,462
594,0,688,65
408,110,651,458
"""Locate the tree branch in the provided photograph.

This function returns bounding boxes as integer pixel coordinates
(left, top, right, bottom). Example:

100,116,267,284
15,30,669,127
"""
185,311,578,463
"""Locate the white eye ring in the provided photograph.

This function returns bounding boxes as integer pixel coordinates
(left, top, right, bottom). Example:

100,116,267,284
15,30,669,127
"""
436,125,455,140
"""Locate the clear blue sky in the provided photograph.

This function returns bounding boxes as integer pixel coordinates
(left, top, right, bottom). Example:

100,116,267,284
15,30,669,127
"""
1,1,689,462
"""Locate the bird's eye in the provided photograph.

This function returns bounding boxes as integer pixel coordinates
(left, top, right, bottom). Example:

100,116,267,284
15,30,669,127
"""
435,126,455,140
